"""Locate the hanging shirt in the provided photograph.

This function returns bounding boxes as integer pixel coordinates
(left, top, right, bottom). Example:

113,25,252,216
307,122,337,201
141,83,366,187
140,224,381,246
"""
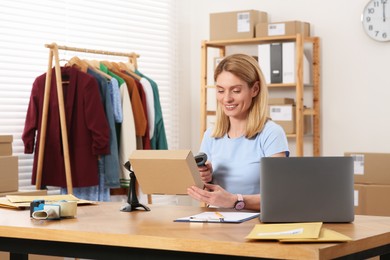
22,66,110,188
111,68,147,137
108,77,123,123
135,70,168,150
139,77,155,139
88,68,120,188
100,64,137,181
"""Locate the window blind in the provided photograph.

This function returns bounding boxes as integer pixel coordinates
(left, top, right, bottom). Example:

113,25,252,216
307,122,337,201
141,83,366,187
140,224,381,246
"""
0,0,178,192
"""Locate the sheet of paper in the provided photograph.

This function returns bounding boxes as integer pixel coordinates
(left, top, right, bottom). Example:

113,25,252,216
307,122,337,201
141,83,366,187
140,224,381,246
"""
246,222,322,240
175,211,260,223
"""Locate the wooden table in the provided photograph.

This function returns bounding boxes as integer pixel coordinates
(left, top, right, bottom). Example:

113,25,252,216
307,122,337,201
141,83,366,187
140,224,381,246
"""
0,202,390,259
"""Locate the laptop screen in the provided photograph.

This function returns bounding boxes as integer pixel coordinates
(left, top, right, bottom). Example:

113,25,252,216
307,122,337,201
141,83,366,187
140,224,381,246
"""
260,156,354,223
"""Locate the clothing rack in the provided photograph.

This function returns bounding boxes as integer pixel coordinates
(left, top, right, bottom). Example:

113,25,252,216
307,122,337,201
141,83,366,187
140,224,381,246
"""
36,42,140,194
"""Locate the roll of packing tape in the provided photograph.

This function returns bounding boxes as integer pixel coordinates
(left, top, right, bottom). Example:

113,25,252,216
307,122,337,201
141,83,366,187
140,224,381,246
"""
57,200,78,217
32,205,61,220
31,201,77,220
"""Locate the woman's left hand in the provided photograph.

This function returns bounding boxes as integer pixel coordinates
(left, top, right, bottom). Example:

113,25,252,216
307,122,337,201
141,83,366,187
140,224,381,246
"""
187,183,236,208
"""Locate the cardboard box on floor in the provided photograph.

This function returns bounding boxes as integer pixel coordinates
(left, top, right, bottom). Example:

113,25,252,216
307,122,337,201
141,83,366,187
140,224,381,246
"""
345,152,390,185
256,20,310,38
354,183,390,217
0,156,18,193
210,10,268,40
0,135,13,156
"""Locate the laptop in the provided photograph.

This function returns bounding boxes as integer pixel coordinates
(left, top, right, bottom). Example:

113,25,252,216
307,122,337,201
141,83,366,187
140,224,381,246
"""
260,156,354,223
129,150,204,195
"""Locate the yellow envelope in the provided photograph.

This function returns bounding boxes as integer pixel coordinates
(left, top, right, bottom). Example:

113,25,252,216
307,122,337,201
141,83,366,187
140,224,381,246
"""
246,222,322,240
0,194,95,209
279,228,352,243
6,194,80,203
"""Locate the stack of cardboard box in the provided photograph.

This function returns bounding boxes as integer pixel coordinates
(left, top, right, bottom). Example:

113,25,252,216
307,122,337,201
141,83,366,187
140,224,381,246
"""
345,152,390,216
0,135,47,197
0,135,18,194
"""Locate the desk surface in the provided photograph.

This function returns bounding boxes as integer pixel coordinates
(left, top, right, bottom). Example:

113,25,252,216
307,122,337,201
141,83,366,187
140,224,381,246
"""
1,202,390,259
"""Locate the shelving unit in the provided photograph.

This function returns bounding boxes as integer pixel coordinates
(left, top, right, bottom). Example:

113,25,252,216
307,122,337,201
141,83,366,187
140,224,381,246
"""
200,34,320,156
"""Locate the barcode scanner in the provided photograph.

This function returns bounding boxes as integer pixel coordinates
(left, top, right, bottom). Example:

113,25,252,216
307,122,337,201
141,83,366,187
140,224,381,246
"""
195,152,207,167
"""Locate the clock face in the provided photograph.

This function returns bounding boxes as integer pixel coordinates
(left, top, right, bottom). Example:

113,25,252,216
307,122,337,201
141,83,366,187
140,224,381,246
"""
362,0,390,41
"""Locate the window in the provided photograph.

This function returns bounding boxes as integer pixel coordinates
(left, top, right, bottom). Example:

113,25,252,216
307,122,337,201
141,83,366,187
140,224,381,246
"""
0,0,178,191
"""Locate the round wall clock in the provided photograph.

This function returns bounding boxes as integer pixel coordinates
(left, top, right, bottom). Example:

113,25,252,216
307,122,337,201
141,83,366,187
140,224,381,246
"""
361,0,390,42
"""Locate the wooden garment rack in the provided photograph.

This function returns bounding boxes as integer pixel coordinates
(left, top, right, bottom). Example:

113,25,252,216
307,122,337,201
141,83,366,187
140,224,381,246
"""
36,42,140,194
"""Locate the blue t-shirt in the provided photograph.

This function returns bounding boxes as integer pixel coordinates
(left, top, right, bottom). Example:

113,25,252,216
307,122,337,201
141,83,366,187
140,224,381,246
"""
200,120,289,195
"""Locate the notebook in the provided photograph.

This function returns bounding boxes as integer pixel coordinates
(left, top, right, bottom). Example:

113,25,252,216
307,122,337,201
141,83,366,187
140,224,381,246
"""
260,156,354,223
129,150,204,195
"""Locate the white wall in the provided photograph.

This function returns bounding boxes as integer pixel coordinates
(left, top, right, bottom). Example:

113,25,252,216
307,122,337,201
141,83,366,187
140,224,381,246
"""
178,0,390,156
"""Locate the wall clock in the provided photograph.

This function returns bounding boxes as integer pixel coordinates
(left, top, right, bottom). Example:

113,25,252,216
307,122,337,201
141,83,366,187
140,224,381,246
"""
362,0,390,41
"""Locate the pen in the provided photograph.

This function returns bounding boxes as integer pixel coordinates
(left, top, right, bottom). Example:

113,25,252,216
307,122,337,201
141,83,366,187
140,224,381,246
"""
189,216,223,222
215,212,225,220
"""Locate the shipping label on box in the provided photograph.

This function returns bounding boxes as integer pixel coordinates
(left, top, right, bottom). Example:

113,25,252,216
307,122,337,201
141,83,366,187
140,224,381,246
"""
351,154,365,175
354,184,365,215
268,23,286,36
237,12,250,32
270,105,293,121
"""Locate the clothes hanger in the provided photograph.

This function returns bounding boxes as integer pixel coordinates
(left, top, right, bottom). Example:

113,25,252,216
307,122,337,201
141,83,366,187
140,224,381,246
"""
117,61,141,81
66,56,89,73
101,60,114,70
84,59,112,80
87,59,101,70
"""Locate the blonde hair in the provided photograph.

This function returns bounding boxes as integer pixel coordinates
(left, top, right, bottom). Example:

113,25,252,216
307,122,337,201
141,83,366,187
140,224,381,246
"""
212,53,269,139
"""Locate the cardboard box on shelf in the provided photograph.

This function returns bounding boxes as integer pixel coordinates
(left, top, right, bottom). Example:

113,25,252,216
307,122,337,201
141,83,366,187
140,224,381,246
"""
210,10,268,40
0,135,13,156
268,104,311,135
354,184,390,217
256,20,310,38
0,156,18,193
345,152,390,185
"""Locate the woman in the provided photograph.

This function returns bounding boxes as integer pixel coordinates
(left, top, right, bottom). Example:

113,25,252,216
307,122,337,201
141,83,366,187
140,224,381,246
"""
187,54,289,211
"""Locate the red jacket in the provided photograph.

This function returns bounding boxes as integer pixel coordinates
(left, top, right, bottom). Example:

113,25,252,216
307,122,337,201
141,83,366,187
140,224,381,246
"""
23,66,110,188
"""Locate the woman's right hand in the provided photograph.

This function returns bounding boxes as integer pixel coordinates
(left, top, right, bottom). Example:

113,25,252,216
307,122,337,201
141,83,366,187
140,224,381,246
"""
198,161,213,183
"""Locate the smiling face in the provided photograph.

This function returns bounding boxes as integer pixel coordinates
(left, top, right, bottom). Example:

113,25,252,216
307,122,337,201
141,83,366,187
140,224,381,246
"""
216,71,259,120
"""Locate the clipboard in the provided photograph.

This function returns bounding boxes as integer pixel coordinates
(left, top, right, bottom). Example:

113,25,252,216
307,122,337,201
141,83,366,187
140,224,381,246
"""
174,211,260,223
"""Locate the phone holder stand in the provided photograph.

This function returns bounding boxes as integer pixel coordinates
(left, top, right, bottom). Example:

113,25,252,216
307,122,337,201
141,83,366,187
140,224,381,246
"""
120,161,150,212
